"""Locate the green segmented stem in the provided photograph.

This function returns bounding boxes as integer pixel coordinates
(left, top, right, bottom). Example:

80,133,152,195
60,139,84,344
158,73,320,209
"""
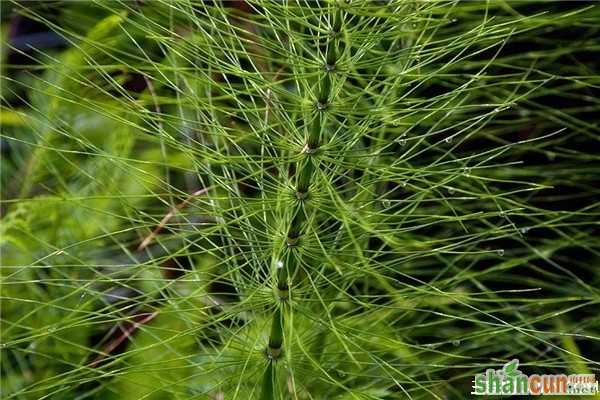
260,361,275,400
261,4,344,398
267,308,283,358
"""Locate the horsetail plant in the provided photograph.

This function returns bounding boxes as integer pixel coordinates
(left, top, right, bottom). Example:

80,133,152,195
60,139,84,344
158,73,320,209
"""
262,4,345,398
1,1,600,399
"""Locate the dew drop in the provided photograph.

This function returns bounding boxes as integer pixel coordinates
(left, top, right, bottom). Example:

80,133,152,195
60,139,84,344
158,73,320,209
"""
520,227,530,234
401,181,407,188
497,249,505,256
452,340,461,347
462,167,471,176
448,187,455,195
445,136,452,144
276,260,284,269
396,133,407,146
337,370,346,378
451,18,458,23
382,199,391,208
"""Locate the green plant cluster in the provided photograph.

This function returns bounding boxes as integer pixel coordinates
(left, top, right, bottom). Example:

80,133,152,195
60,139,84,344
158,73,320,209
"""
1,1,599,399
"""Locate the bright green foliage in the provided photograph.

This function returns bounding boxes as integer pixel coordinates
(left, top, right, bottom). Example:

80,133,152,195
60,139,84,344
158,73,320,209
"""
1,1,599,399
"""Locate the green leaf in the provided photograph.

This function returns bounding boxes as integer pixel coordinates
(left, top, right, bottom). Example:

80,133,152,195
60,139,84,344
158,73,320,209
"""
503,359,520,377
